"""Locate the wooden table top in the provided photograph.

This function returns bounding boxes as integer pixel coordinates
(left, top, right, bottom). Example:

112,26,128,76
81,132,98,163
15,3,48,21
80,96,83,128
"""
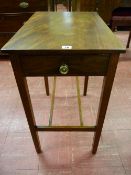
1,12,126,54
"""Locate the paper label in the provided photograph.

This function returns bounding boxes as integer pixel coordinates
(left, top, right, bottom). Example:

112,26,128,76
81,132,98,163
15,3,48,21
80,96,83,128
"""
62,46,72,49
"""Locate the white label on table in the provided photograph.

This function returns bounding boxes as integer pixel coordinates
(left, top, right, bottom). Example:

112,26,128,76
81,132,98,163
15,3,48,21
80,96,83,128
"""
62,46,72,49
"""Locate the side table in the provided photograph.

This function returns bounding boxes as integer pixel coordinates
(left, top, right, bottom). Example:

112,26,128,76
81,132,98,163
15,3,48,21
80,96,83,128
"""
1,12,125,154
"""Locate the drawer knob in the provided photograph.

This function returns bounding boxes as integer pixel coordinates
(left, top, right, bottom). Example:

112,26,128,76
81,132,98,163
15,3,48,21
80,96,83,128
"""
59,64,69,75
19,2,29,8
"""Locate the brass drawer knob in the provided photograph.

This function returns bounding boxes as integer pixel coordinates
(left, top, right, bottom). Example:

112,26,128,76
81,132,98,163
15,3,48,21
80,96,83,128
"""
59,64,69,75
19,2,29,8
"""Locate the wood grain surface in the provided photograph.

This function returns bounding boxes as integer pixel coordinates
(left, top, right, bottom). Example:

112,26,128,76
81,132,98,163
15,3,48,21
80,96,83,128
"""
1,12,125,54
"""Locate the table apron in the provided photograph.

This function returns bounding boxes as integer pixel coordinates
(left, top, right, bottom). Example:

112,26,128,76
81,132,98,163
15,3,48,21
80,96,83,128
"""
19,54,110,76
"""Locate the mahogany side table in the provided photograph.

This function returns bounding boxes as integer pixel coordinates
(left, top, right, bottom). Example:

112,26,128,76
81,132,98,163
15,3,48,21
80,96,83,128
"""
1,12,125,154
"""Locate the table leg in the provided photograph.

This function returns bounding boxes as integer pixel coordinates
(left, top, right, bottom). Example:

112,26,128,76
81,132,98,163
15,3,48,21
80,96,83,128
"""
126,30,131,48
83,76,89,96
92,53,119,154
111,22,116,32
11,56,42,153
44,76,49,96
49,0,55,11
68,0,72,11
72,0,78,11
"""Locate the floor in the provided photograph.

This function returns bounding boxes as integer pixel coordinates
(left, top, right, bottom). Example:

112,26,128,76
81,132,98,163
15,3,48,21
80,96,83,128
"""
0,13,131,175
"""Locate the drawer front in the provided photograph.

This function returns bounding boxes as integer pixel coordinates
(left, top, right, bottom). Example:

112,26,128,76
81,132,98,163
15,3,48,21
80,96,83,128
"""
20,54,110,76
0,52,9,60
0,13,32,32
0,33,14,48
0,0,48,13
0,33,14,60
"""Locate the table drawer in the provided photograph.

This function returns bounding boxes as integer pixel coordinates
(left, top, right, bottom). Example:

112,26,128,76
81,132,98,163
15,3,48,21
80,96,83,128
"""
20,54,110,76
0,13,32,32
0,33,13,60
0,33,14,48
0,0,48,13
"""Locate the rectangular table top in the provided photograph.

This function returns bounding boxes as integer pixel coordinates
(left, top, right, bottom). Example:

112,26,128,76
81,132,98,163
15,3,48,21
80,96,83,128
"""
1,12,126,54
